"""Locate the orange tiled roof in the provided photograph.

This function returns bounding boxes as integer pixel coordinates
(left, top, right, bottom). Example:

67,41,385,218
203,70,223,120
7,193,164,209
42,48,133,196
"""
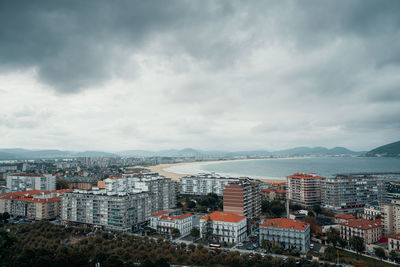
160,213,192,221
340,219,381,230
8,173,43,177
151,211,169,217
389,233,400,240
335,214,355,220
268,182,287,185
260,218,309,230
18,197,61,203
201,211,246,223
276,190,286,194
287,173,325,180
262,188,276,192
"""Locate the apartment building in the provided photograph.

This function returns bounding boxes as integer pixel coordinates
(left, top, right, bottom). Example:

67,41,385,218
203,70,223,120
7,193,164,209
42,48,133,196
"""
381,199,400,236
0,189,71,220
223,178,261,218
6,173,56,192
61,189,155,231
180,173,243,196
286,173,325,208
362,203,382,220
259,218,310,253
339,219,382,245
64,177,99,190
388,233,400,251
200,211,247,244
150,211,193,236
262,188,286,200
322,174,385,214
105,172,176,211
334,214,356,224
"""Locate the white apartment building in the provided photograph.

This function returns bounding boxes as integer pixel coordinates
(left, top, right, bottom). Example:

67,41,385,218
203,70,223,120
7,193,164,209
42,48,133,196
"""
388,233,400,251
150,211,193,236
180,173,248,196
286,173,326,208
105,172,176,211
61,189,155,231
363,203,382,220
259,218,310,254
381,199,400,236
322,174,385,214
6,173,56,192
200,211,247,244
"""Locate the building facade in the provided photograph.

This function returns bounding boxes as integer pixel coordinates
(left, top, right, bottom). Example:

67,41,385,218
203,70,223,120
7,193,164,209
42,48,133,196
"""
180,173,242,196
6,173,56,192
322,174,384,214
262,188,286,200
259,218,310,254
388,233,400,251
0,189,71,220
61,189,155,231
362,203,382,220
339,219,382,245
105,172,176,211
150,211,193,236
286,173,325,208
381,199,400,236
223,178,261,218
200,211,247,244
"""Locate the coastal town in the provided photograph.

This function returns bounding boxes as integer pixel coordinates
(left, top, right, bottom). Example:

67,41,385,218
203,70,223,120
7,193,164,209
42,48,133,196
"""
1,156,400,266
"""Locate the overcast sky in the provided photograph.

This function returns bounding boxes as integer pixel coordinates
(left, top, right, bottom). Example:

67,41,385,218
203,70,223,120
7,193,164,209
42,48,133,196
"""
0,0,399,152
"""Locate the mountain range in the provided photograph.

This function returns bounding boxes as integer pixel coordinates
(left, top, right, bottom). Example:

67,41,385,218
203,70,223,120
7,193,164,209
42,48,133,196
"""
365,140,400,157
0,146,365,160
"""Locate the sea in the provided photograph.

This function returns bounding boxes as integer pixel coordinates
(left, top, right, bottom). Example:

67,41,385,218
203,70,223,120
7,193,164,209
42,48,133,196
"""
165,156,400,180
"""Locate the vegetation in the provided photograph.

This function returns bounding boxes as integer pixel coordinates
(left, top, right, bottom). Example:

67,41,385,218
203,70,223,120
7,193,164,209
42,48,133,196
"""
0,221,330,267
349,236,365,254
374,247,385,259
180,193,222,213
261,200,285,217
190,227,200,239
56,179,69,190
322,247,393,267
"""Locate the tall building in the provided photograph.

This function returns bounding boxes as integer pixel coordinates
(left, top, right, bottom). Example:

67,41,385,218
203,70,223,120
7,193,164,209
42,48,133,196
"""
200,211,247,244
105,172,176,211
381,199,400,236
6,173,56,192
61,189,155,231
322,174,385,214
259,218,310,253
223,178,261,218
0,189,71,220
286,173,325,208
180,173,243,196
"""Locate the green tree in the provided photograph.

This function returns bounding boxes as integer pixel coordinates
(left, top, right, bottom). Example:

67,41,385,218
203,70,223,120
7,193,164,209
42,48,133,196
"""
0,228,16,266
56,179,69,190
349,236,365,254
190,227,200,239
327,228,340,247
202,218,214,242
172,228,180,238
389,250,398,260
313,205,322,216
374,247,385,259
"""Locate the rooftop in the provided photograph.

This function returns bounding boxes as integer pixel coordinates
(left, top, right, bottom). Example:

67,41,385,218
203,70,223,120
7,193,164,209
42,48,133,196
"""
151,211,169,217
260,218,309,230
340,219,381,230
287,173,325,180
201,211,246,223
335,214,356,220
160,213,192,221
389,233,400,240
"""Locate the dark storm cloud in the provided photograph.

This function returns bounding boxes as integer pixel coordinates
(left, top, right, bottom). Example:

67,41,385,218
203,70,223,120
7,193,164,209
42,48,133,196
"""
1,0,400,94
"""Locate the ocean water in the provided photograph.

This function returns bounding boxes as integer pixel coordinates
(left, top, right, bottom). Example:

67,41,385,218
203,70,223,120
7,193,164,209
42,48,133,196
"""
166,157,400,180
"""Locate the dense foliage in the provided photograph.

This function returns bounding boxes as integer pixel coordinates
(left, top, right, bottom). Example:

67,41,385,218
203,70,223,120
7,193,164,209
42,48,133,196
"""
0,221,328,267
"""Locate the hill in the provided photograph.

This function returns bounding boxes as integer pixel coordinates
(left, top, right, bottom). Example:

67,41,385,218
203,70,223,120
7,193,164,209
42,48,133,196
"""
366,140,400,157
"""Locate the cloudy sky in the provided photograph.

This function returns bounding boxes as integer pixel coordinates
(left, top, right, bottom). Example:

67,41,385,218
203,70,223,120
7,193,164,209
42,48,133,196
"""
0,0,399,152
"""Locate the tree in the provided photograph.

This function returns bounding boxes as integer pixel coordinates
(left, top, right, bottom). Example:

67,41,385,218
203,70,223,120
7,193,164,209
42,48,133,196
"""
349,236,365,254
327,228,340,247
202,218,214,242
56,179,69,190
389,250,398,260
313,205,322,216
0,228,16,266
172,228,180,238
374,247,385,259
190,227,200,239
2,212,10,221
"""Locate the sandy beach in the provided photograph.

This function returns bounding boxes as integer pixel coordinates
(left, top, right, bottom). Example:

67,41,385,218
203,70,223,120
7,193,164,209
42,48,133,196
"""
133,159,286,183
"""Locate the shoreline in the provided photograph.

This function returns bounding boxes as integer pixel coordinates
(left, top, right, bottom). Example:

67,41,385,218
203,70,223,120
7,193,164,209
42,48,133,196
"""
138,158,286,183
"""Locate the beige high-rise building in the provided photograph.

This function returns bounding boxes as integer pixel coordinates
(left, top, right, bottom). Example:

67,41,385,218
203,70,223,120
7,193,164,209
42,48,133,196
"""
381,199,400,236
286,173,325,208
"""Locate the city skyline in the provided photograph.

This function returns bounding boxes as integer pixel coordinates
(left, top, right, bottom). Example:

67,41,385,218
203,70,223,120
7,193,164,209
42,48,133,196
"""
1,1,400,151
